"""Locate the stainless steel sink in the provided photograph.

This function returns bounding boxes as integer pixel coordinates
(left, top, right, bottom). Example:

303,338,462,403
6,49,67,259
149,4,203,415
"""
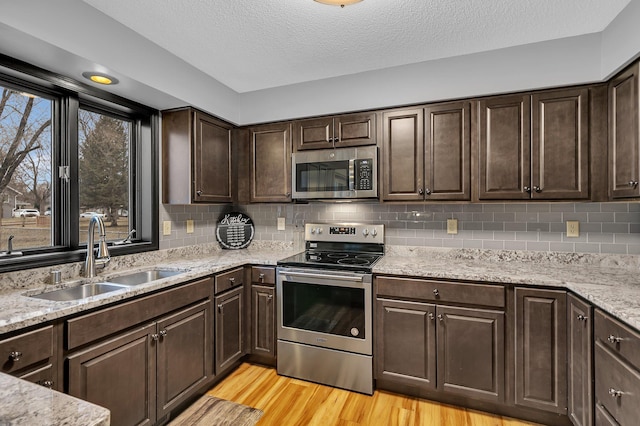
106,269,183,286
30,283,129,301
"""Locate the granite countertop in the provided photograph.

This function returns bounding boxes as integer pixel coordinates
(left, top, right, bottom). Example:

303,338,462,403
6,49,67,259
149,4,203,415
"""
0,372,110,426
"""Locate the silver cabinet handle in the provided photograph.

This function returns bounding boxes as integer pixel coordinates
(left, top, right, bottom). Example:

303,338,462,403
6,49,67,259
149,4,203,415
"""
38,380,54,389
608,388,623,398
196,190,202,196
607,335,622,344
159,329,168,338
428,312,435,320
268,294,273,300
229,277,235,283
218,303,223,313
425,188,432,195
9,351,22,361
577,314,588,321
437,314,444,322
151,333,159,341
533,186,542,193
259,273,265,283
524,186,531,193
418,188,424,195
628,181,638,188
433,289,439,297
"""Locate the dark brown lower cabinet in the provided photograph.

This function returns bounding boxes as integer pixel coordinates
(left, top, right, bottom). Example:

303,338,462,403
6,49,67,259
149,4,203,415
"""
68,301,211,426
215,285,244,374
375,298,504,402
515,288,567,415
251,284,276,360
567,294,593,426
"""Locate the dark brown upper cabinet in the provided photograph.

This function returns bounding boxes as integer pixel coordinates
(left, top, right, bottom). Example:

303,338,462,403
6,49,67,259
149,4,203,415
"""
382,102,470,201
248,123,292,203
478,88,589,200
292,112,376,151
162,108,233,204
609,60,640,199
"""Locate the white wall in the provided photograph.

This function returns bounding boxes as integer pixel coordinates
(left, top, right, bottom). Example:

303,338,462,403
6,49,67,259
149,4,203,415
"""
601,0,640,79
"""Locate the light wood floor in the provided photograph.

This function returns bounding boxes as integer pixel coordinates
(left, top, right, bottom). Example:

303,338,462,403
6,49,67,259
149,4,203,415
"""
207,363,542,426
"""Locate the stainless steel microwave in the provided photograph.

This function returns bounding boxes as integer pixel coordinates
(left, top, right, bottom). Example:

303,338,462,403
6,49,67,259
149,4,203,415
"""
292,146,378,200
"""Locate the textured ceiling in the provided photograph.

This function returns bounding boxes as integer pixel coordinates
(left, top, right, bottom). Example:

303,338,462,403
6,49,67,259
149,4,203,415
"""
81,0,630,93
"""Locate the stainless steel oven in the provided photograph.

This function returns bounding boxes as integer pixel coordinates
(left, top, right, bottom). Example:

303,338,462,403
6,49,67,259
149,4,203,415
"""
291,146,377,200
276,223,384,395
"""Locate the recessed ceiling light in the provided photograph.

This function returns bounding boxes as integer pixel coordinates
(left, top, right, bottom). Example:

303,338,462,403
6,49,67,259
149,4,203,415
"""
82,72,119,85
314,0,363,7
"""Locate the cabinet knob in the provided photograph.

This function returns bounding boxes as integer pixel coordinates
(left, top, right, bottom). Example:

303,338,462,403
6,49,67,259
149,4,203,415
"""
418,188,424,195
9,351,22,362
159,329,168,338
38,380,54,389
218,304,223,313
628,181,638,188
229,277,235,283
577,314,588,321
524,186,531,193
607,335,622,344
437,314,444,322
196,190,202,196
268,294,273,301
433,289,439,297
259,273,265,283
608,388,623,398
533,186,542,193
428,312,435,320
425,188,432,196
151,333,159,341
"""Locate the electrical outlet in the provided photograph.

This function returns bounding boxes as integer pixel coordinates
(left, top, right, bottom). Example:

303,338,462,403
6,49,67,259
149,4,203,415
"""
163,221,172,236
186,220,194,234
566,220,579,237
447,218,458,235
277,217,286,231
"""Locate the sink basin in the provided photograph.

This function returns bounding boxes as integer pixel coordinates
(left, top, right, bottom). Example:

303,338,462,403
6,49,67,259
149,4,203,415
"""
30,283,129,301
106,269,183,286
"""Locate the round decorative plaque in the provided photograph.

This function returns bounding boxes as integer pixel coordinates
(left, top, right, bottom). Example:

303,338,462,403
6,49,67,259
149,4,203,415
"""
215,212,255,249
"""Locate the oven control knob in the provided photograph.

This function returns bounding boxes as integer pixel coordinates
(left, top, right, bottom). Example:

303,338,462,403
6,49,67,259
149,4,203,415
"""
316,227,323,234
371,229,377,237
362,229,369,236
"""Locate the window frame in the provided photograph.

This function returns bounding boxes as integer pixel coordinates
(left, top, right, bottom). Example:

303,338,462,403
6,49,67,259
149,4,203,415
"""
0,54,159,273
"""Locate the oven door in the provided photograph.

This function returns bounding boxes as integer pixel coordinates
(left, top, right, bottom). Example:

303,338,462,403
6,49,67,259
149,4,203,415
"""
276,267,372,355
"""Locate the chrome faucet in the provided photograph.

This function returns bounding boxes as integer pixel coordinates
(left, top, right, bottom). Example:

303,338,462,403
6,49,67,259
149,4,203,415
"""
84,215,111,278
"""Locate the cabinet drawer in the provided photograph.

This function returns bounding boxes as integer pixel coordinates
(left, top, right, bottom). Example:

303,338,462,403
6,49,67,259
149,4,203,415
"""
215,267,244,294
0,325,54,374
67,278,212,350
375,276,505,308
595,309,640,370
251,267,275,286
18,363,56,389
595,342,640,426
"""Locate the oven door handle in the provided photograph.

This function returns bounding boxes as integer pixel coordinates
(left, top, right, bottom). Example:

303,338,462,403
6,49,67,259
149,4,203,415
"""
280,271,365,283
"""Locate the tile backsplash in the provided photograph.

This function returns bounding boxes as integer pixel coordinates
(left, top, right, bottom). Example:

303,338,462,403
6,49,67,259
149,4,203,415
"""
160,202,640,255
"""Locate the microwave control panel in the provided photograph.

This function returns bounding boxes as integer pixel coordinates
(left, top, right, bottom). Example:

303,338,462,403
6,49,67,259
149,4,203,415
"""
355,159,373,190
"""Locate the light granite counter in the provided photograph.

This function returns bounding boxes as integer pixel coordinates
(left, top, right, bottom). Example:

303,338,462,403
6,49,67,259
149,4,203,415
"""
0,372,110,425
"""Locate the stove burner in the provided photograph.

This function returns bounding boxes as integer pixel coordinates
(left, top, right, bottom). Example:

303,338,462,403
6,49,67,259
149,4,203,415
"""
327,253,349,258
355,254,377,260
337,258,370,266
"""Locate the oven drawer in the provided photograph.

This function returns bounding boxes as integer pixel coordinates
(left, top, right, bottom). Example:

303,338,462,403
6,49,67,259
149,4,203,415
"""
375,276,505,308
215,267,244,294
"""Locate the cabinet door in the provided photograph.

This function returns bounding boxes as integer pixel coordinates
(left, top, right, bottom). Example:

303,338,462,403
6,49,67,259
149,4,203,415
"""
375,298,436,390
334,112,376,148
193,111,232,203
156,301,211,419
568,294,593,426
436,305,504,403
381,108,425,201
478,94,531,199
532,88,589,199
424,101,471,200
215,286,244,374
292,117,334,151
68,323,156,426
249,123,292,202
251,284,276,359
609,61,640,198
515,288,567,414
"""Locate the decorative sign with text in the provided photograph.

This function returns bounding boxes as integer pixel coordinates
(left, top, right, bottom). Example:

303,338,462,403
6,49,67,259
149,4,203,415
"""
216,212,255,249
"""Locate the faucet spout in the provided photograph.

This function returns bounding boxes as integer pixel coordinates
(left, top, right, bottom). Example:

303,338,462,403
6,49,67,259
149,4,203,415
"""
84,215,111,278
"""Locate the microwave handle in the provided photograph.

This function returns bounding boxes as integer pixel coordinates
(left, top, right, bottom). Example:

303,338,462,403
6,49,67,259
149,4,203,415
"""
349,159,355,191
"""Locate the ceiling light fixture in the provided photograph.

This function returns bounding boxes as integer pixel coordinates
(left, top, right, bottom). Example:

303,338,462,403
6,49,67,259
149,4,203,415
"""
82,71,119,85
314,0,363,7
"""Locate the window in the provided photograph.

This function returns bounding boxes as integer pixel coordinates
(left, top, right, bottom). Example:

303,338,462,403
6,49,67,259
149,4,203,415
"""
0,61,158,273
